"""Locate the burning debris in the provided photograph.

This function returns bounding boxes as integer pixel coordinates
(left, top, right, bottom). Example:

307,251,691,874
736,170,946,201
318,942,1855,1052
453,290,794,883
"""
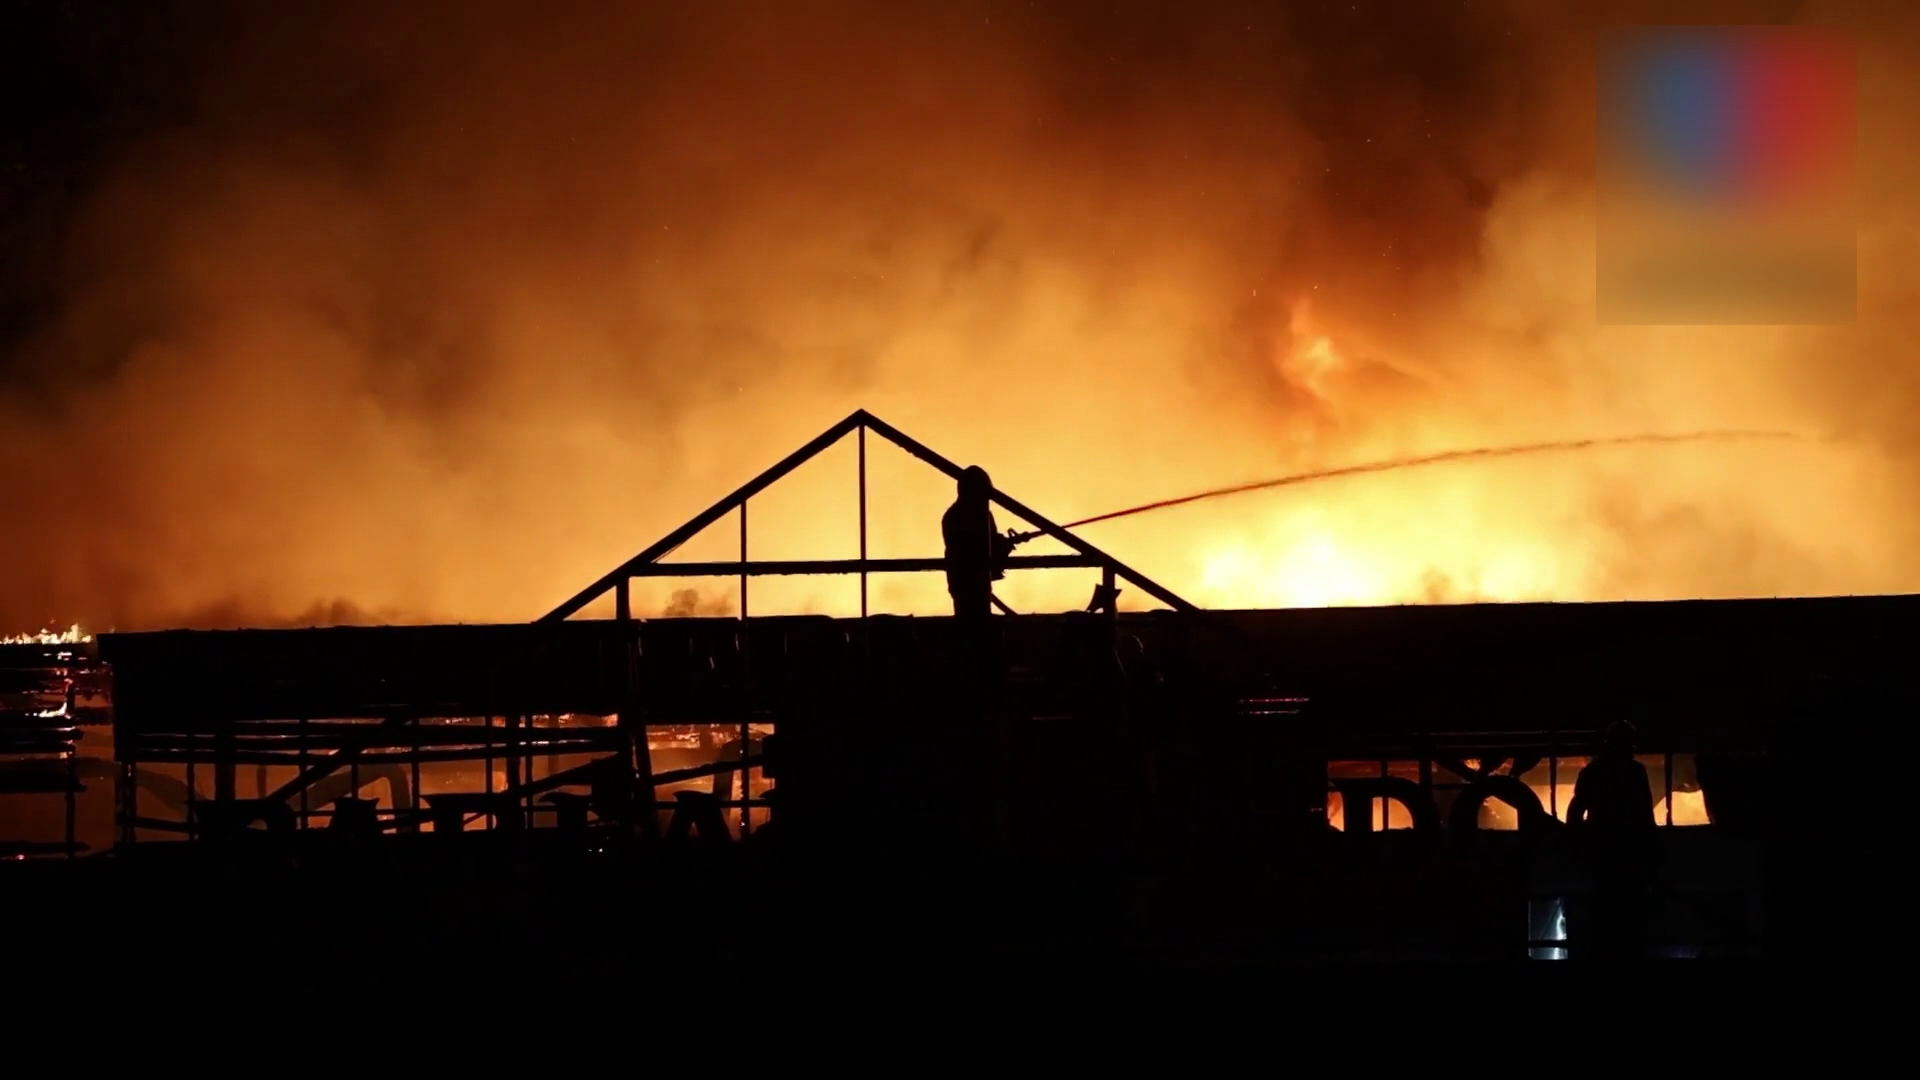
2,624,92,646
1,622,105,858
0,626,108,724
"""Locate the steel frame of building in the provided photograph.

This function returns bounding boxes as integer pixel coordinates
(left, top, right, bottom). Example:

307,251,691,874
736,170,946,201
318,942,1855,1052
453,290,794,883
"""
543,408,1199,623
538,409,1219,837
71,407,1917,959
94,403,1890,936
102,410,1213,847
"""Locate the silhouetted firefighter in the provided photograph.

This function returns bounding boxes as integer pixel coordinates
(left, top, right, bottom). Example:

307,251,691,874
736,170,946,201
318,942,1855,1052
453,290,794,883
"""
942,465,1015,620
934,465,1019,852
1565,721,1658,959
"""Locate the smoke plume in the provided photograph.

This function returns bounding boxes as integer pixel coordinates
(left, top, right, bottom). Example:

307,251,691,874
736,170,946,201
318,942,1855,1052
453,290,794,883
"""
1,0,1916,630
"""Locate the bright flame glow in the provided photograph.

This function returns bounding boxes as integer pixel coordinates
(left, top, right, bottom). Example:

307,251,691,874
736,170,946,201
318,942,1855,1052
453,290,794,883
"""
0,5,1915,637
2,624,92,646
1654,789,1713,826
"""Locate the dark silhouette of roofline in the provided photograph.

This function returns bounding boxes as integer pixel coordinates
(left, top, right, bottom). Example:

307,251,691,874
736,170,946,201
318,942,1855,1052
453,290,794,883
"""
538,408,1197,623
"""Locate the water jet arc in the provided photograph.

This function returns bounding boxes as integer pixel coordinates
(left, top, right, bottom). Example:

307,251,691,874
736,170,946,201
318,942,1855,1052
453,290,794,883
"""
1016,430,1805,538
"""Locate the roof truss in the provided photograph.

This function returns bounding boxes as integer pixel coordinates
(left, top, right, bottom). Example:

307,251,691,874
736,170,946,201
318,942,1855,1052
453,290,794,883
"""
538,409,1196,622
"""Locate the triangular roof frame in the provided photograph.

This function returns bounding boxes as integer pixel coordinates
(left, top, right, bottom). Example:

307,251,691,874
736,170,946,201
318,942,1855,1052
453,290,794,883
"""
539,409,1197,622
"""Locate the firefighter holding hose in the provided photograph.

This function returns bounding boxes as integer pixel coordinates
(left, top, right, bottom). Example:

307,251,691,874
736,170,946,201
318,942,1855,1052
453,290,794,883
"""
942,465,1023,619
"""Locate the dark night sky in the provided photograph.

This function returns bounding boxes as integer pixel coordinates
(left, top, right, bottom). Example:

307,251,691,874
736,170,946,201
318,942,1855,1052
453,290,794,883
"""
1,2,213,353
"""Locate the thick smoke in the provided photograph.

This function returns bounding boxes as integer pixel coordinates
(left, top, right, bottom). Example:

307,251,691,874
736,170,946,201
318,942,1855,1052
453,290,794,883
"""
1,0,1916,630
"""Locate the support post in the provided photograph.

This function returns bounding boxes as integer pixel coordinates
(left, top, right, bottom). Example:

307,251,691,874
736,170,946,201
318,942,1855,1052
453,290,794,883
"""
628,681,658,844
298,716,309,829
505,714,523,824
738,501,750,838
859,423,869,619
409,717,424,833
117,762,134,847
1103,565,1119,647
214,720,236,807
64,741,76,858
613,572,655,841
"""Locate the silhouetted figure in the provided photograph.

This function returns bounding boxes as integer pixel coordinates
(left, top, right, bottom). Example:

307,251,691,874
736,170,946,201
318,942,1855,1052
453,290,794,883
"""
942,465,1014,620
1565,721,1657,959
939,467,1015,850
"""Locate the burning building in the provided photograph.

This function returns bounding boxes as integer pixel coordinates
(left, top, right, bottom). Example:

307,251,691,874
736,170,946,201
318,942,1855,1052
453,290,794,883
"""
58,411,1838,959
3,0,1914,959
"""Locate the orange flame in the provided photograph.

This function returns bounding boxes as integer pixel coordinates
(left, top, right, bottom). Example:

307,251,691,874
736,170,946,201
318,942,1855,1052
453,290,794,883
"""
1,624,92,646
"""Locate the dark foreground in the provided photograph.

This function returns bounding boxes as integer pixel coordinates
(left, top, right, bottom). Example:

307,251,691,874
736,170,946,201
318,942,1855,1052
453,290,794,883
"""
7,828,1765,970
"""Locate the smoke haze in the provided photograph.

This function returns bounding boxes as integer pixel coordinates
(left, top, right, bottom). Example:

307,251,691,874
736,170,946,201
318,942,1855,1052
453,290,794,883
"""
2,0,1917,630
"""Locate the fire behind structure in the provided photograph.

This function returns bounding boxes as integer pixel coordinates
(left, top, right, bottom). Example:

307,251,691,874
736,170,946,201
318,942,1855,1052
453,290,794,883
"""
85,410,1873,957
